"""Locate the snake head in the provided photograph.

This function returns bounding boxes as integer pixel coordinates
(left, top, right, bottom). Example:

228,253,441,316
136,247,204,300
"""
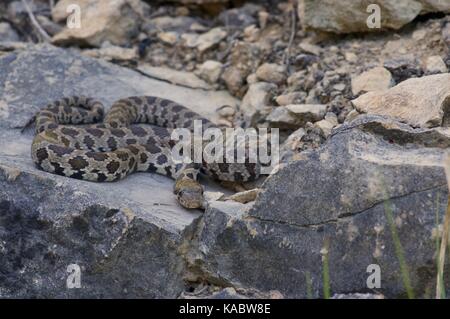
174,178,204,209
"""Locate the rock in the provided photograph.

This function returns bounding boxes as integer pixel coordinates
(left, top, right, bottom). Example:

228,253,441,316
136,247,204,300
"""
221,67,245,96
182,27,227,52
298,0,450,34
238,82,277,127
0,44,239,297
345,109,361,122
243,25,260,42
36,15,63,36
333,114,450,148
217,105,236,118
83,45,138,62
443,22,450,45
223,41,269,96
275,92,307,106
383,55,423,83
204,191,225,203
258,11,269,29
137,65,213,90
412,28,427,41
351,67,394,96
144,16,206,35
246,73,258,84
217,3,260,29
279,127,306,161
51,0,144,47
352,73,450,128
299,42,321,56
255,63,286,84
293,53,319,69
424,55,448,74
0,22,19,42
225,189,260,204
281,123,326,162
7,0,49,25
191,115,450,298
267,104,327,129
197,60,223,84
314,112,338,137
157,31,179,45
333,83,346,92
344,52,358,63
0,41,28,53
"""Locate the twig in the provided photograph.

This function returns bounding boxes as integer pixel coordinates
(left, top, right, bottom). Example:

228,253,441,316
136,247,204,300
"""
284,1,297,67
21,0,51,42
437,154,450,299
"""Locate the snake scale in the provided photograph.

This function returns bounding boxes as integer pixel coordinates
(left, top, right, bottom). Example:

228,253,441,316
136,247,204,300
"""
29,96,260,209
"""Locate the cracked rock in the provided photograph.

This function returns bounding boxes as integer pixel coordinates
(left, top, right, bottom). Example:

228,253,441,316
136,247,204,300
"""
191,115,450,298
352,73,450,128
0,43,238,297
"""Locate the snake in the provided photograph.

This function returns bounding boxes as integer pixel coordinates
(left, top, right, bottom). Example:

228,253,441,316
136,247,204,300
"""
28,96,260,209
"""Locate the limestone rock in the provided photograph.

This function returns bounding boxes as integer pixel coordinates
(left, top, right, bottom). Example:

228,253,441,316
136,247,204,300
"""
352,73,450,127
299,42,321,56
314,112,338,137
267,104,327,129
221,67,245,96
238,82,277,127
197,60,223,84
255,63,286,84
424,55,448,74
275,92,307,106
82,45,138,62
182,27,227,52
51,0,145,47
157,31,179,45
351,67,394,96
298,0,450,34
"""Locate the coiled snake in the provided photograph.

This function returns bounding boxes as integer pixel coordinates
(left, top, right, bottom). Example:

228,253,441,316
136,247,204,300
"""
28,96,260,209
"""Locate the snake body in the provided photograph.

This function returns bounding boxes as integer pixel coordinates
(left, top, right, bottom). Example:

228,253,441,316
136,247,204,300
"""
30,96,260,208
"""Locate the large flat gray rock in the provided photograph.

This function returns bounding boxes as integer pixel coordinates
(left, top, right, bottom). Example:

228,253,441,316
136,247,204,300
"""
0,44,237,298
